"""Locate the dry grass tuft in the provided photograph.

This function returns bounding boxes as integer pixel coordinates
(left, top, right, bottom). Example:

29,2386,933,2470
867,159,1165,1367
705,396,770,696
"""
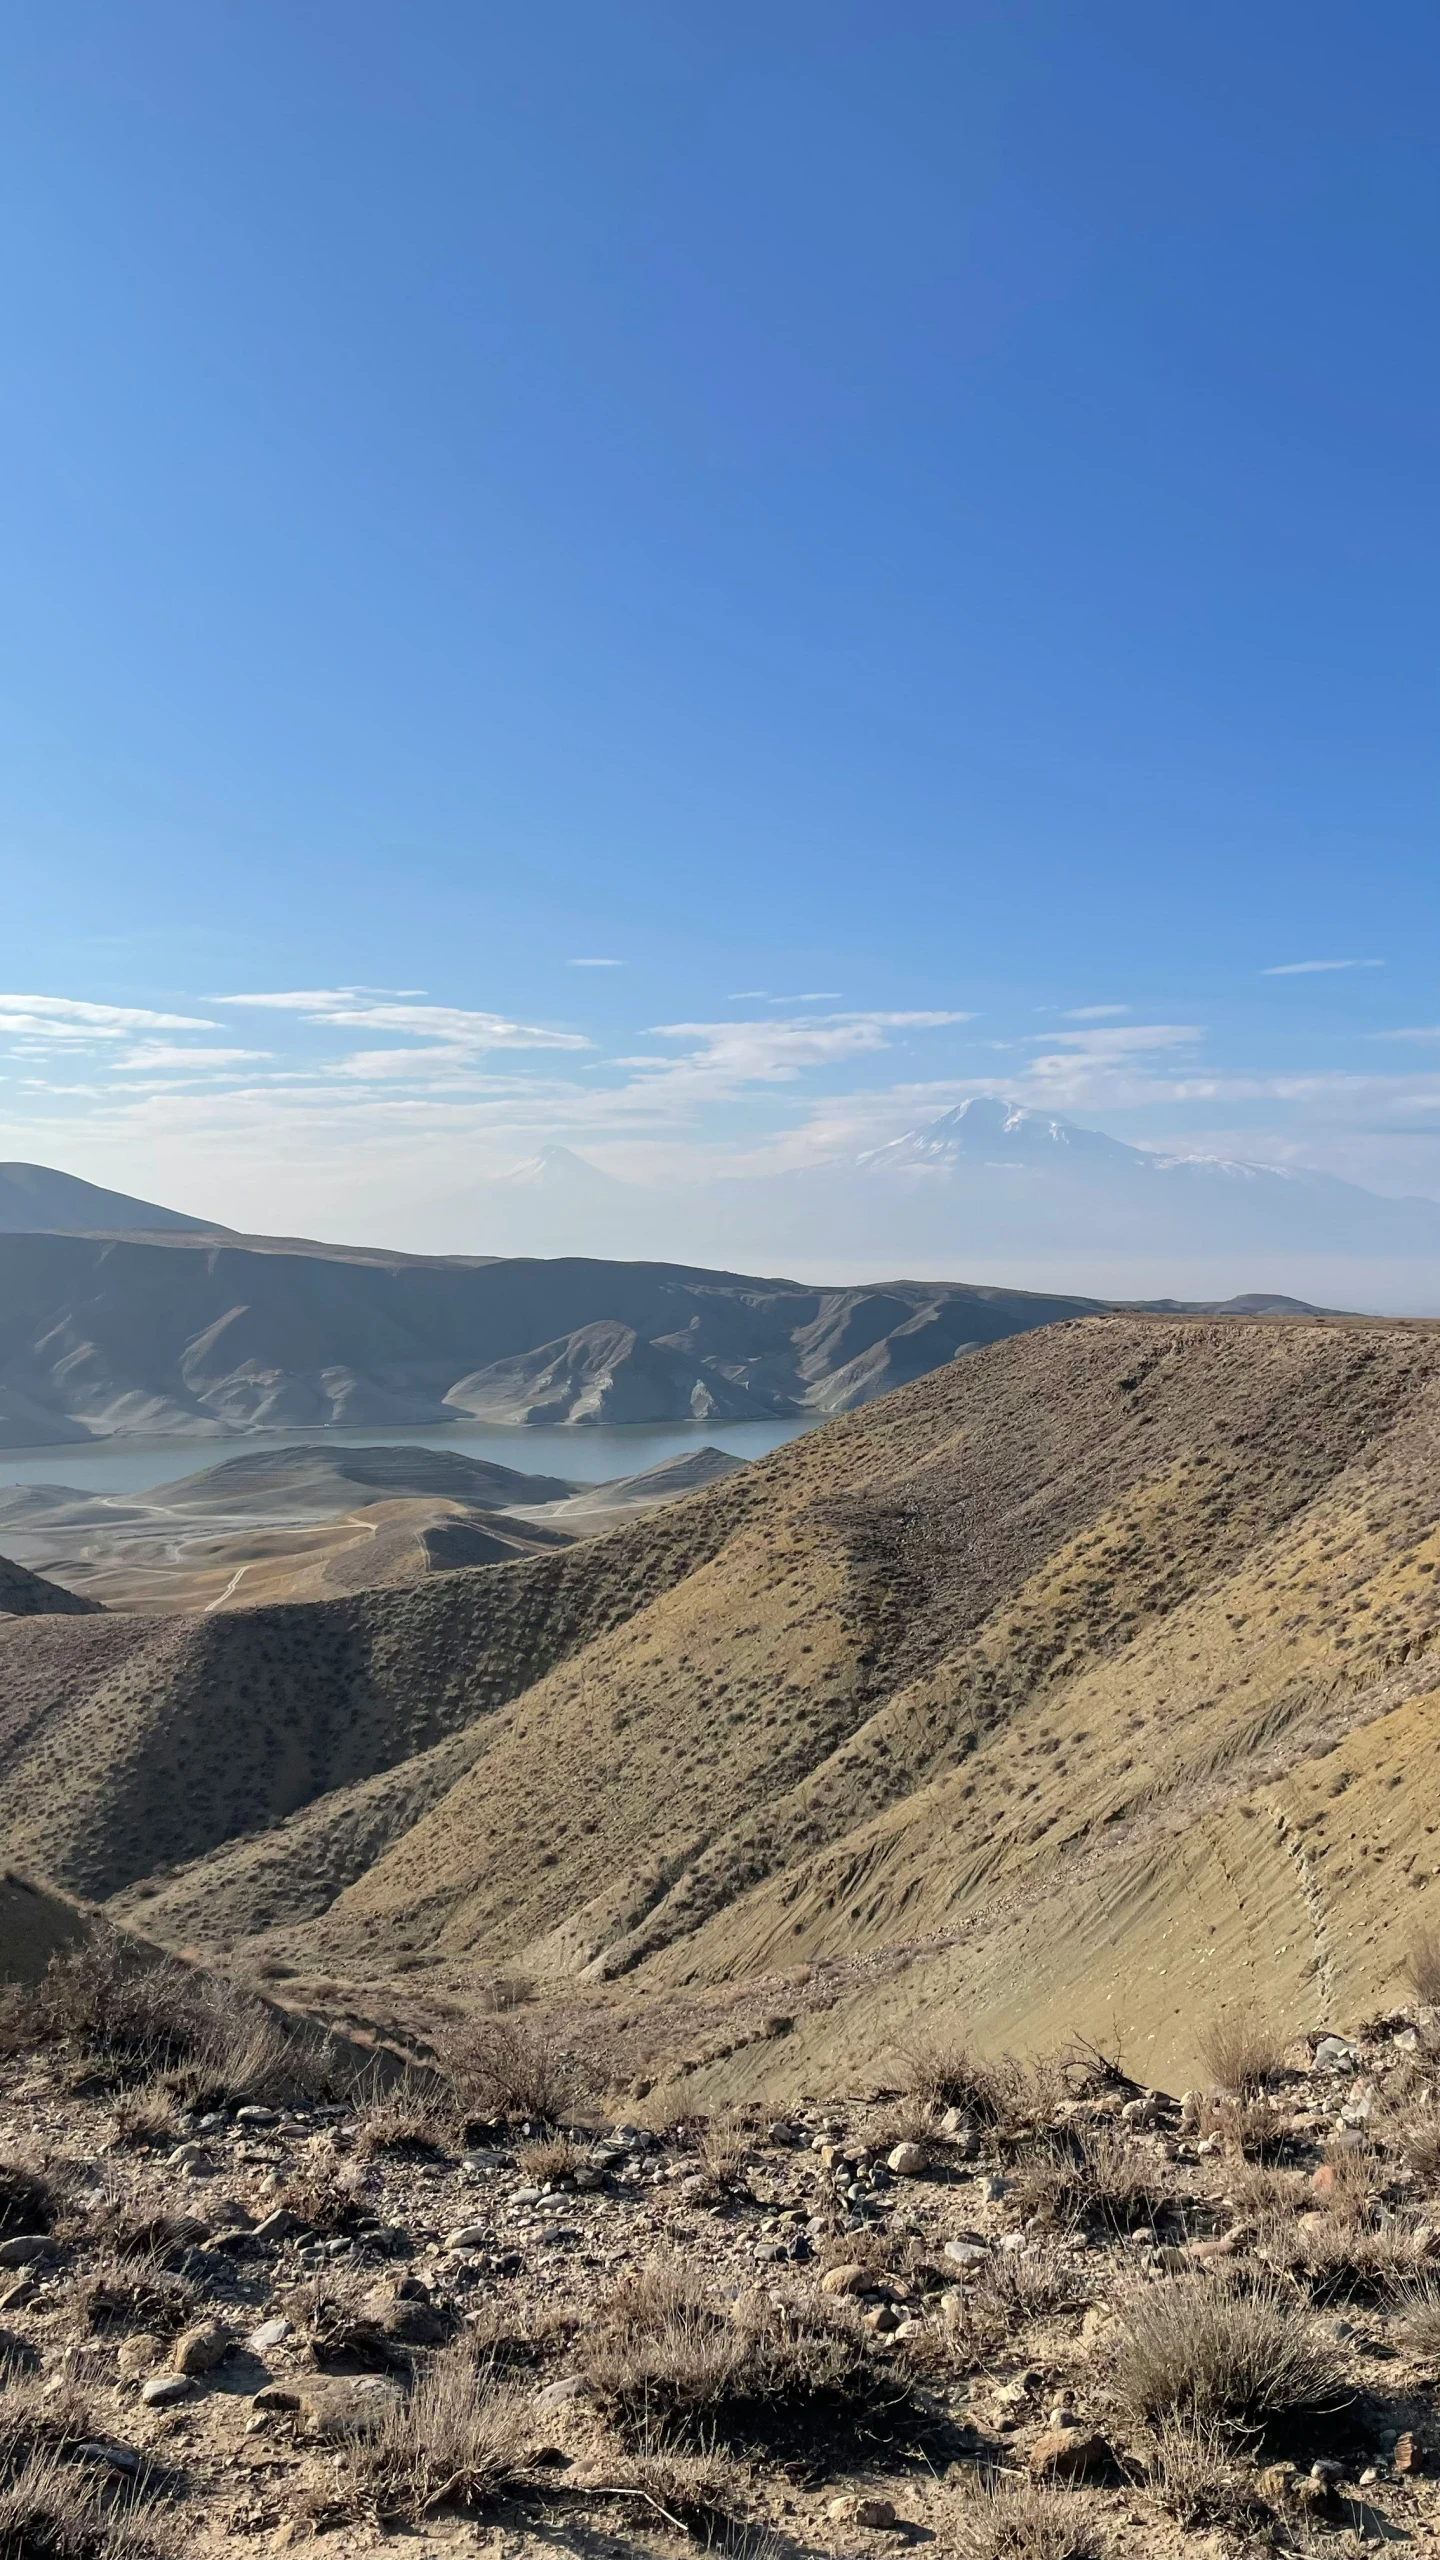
30,1932,343,2108
1406,1928,1440,2007
340,2346,531,2522
353,2074,451,2158
1392,2105,1440,2190
1260,2208,1425,2304
284,2270,395,2372
950,2480,1102,2559
693,2113,749,2198
1143,2421,1274,2533
77,2255,198,2336
1112,2277,1342,2434
514,2132,586,2186
438,2012,597,2128
1195,2005,1286,2096
896,2035,1027,2129
587,2444,745,2534
0,2157,60,2239
107,2091,180,2153
1014,2125,1169,2236
1398,2276,1440,2364
0,2452,177,2559
1193,2093,1293,2161
939,2241,1090,2367
578,2258,921,2456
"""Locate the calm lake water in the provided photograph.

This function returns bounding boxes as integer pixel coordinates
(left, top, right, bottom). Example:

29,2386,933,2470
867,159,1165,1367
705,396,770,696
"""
0,1415,817,1497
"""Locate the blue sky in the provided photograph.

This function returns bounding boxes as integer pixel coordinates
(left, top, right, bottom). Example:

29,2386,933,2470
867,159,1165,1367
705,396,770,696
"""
0,1,1436,1243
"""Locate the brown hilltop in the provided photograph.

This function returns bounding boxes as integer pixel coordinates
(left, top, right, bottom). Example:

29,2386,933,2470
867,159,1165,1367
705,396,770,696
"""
4,1312,1440,2089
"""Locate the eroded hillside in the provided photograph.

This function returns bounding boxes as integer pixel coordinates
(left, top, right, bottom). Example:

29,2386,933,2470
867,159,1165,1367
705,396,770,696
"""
5,1314,1440,2090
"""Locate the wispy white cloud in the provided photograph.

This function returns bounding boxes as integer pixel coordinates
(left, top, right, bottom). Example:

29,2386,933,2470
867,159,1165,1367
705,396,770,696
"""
214,990,590,1051
566,957,622,968
0,994,217,1041
112,1044,269,1074
1262,959,1383,976
1062,1004,1130,1020
1372,1025,1440,1042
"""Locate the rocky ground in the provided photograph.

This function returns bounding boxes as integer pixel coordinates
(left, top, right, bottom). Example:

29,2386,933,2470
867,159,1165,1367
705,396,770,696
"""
2,1970,1440,2558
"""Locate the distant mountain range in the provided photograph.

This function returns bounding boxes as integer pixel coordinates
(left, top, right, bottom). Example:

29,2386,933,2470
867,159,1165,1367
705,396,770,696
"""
0,1106,1414,1447
0,1223,1108,1445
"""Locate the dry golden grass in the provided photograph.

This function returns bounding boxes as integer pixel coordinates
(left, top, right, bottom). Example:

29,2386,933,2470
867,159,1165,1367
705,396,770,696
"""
577,2257,921,2456
352,2073,451,2157
1195,2004,1287,2095
339,2346,531,2522
1398,2276,1440,2362
437,2012,599,2127
514,2131,586,2185
1112,2277,1342,2433
1407,1928,1440,2006
950,2481,1102,2559
1014,2124,1170,2236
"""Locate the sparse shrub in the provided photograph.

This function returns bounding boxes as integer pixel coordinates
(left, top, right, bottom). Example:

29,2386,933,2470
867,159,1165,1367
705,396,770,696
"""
1112,2277,1342,2434
1398,2276,1440,2362
578,2257,920,2455
1261,2208,1424,2304
950,2480,1102,2559
29,1930,343,2106
339,2345,531,2522
694,2112,749,2198
437,2013,596,2127
285,2271,394,2372
1195,2005,1285,2096
1194,2093,1292,2161
0,2159,59,2239
0,2453,176,2559
1015,2124,1169,2235
897,2034,1027,2128
940,2241,1091,2367
0,1982,38,2059
1406,1928,1440,2007
354,2074,451,2158
514,2132,585,2186
1222,2160,1310,2217
1143,2421,1275,2533
108,2090,180,2153
482,1969,535,2013
77,2256,197,2337
1394,2106,1440,2189
588,2444,743,2533
869,2097,942,2160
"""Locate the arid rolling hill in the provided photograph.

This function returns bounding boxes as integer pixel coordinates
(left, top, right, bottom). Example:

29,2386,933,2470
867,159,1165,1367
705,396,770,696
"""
3,1314,1440,2090
0,1441,746,1611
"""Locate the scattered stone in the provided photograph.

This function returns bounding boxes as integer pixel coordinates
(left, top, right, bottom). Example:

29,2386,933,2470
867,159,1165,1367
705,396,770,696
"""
820,2263,874,2296
1029,2429,1111,2481
1312,2036,1356,2073
446,2224,490,2252
235,2105,278,2125
886,2142,927,2176
252,2208,302,2244
827,2495,896,2529
117,2334,164,2377
943,2237,989,2267
247,2316,292,2354
0,2235,55,2268
140,2373,194,2408
532,2374,592,2411
75,2441,140,2474
173,2320,232,2376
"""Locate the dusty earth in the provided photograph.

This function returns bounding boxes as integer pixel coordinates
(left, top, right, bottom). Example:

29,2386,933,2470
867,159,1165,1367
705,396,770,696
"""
3,1962,1440,2558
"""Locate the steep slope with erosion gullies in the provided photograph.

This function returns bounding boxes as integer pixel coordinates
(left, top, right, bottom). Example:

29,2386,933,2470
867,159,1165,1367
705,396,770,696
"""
11,1314,1440,2094
290,1317,1440,1987
0,1473,755,1899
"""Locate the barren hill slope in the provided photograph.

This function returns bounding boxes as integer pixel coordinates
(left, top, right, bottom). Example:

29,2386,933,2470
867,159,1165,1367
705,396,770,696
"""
0,1550,104,1616
6,1314,1440,2088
